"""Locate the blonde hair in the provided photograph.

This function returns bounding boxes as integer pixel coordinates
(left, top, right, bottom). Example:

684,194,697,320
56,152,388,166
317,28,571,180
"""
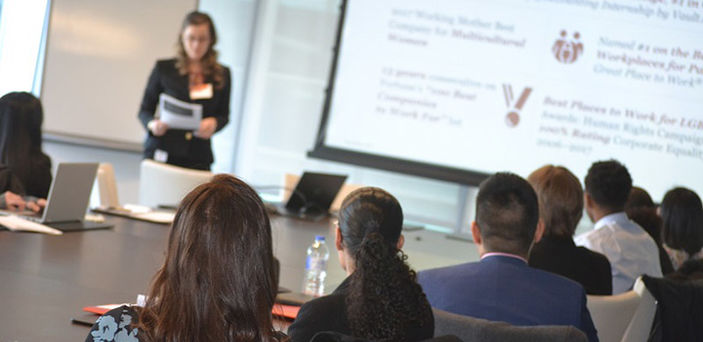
527,165,584,238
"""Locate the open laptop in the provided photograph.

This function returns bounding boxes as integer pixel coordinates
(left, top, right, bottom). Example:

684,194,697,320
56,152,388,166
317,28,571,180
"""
1,163,112,232
273,172,347,220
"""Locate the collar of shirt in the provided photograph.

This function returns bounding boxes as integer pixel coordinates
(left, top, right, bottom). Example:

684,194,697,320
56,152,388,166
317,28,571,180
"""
594,212,629,230
480,252,527,263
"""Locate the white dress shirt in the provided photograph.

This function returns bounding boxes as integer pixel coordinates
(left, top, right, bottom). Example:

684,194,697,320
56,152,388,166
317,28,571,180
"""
575,212,662,294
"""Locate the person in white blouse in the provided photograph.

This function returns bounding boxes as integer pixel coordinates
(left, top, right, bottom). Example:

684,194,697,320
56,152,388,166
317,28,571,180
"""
575,160,662,294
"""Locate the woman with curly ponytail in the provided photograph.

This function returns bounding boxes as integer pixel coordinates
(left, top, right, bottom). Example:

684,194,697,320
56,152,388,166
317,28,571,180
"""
288,187,433,341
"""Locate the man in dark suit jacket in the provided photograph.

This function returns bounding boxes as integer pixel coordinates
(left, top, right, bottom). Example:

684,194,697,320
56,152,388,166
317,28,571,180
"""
418,173,599,342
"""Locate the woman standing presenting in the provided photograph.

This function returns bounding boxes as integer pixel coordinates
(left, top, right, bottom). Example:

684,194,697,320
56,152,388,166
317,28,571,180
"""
138,11,230,170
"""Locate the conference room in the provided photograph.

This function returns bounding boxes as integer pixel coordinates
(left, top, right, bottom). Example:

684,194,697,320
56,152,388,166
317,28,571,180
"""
1,0,702,341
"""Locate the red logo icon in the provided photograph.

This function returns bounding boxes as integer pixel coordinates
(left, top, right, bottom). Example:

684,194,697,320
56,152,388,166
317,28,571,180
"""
502,84,532,128
553,30,583,64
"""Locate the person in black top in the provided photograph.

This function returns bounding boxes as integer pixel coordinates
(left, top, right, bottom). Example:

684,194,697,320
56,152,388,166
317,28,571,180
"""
527,165,613,295
0,92,51,211
625,186,675,275
86,175,284,341
288,187,434,342
660,187,703,270
138,11,231,170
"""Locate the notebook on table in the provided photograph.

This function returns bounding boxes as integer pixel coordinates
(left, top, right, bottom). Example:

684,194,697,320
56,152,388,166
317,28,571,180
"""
0,163,112,232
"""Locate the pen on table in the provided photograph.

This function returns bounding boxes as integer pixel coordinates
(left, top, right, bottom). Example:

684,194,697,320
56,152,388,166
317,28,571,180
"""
71,318,95,327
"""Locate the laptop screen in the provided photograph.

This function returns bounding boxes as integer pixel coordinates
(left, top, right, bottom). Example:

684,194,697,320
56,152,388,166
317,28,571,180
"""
41,163,99,223
286,172,347,214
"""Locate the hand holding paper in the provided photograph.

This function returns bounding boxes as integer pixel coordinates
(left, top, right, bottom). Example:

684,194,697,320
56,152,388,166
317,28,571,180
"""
196,117,217,139
148,119,169,136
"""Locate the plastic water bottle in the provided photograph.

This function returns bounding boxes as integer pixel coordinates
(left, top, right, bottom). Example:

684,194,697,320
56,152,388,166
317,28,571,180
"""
302,235,329,297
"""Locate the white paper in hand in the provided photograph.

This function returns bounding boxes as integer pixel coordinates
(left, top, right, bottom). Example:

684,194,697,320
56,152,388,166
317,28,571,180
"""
157,93,202,130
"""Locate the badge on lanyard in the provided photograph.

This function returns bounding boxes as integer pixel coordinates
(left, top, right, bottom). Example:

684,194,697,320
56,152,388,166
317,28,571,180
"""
154,149,168,163
190,83,213,100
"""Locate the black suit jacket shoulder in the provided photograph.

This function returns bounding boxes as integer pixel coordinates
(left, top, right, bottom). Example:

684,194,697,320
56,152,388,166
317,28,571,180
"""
289,290,351,342
529,236,613,295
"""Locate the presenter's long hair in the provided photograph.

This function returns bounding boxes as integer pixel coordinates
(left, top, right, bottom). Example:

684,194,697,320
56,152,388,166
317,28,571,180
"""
340,187,432,341
0,92,47,192
137,174,279,342
175,11,225,89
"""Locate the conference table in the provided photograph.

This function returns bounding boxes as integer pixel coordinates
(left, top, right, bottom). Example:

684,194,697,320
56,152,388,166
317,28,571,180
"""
0,214,471,341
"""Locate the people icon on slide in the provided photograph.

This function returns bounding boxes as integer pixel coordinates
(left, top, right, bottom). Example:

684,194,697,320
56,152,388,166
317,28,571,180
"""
553,30,583,64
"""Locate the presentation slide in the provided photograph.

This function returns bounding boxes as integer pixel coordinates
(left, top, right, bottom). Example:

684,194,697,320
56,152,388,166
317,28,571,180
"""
322,0,703,199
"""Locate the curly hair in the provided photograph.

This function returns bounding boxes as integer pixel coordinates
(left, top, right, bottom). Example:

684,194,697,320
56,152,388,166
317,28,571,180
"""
584,160,632,212
340,187,431,341
175,11,225,89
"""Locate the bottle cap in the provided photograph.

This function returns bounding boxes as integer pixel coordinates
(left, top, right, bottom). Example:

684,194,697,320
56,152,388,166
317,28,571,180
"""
315,235,325,241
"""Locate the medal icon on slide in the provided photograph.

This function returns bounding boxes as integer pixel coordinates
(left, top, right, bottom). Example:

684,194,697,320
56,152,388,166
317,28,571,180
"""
502,84,532,128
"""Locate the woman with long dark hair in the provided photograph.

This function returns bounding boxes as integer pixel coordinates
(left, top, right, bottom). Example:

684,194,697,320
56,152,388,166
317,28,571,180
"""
0,92,51,211
660,187,703,270
288,187,433,341
86,175,284,341
138,11,230,170
625,186,675,275
0,92,52,197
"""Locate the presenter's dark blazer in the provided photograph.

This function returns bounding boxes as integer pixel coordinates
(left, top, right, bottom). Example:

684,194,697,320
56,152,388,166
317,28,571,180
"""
138,59,231,170
529,235,613,295
417,255,598,342
288,277,434,342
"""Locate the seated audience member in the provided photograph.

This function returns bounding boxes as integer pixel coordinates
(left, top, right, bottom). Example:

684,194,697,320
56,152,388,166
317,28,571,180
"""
660,187,703,270
625,186,656,210
625,186,675,275
418,173,598,342
0,166,44,212
575,160,662,294
667,258,703,281
0,92,52,198
288,187,434,342
86,175,285,342
527,165,612,295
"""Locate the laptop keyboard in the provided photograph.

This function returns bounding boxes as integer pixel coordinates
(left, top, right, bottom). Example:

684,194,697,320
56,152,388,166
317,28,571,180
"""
19,215,41,223
0,210,42,222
